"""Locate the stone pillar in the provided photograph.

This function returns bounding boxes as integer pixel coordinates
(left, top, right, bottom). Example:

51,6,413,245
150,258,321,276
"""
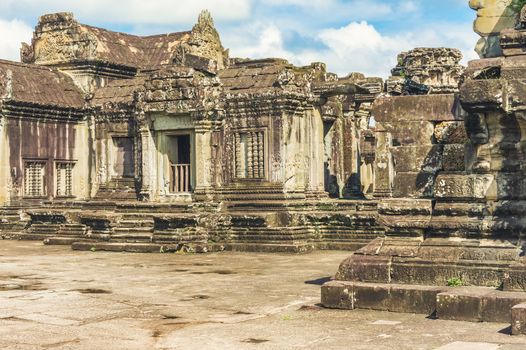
87,115,97,199
0,114,9,205
373,131,393,198
306,109,326,198
193,120,215,201
138,126,155,201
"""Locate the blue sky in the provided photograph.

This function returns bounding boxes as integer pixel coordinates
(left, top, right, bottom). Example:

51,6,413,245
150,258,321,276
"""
0,0,478,77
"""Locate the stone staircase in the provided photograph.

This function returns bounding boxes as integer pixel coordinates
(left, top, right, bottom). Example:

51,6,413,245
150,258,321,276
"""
43,224,89,245
94,178,138,201
221,226,313,253
0,207,28,239
109,215,154,243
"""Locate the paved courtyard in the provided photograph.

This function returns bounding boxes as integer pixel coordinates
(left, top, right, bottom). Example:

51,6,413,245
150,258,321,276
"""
1,240,526,350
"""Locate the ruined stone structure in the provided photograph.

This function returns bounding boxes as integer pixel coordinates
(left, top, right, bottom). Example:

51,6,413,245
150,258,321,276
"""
0,11,384,253
3,4,526,330
323,3,526,331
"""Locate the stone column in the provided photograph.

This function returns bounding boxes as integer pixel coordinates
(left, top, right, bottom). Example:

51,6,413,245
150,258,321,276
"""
138,126,155,201
193,120,215,201
373,130,394,198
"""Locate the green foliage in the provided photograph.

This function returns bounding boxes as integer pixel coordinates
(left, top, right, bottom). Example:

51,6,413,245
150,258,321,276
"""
281,315,293,321
90,247,96,252
447,277,463,287
510,0,526,12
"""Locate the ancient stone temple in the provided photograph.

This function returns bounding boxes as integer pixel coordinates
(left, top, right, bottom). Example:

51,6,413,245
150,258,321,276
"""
322,3,526,333
0,11,384,252
3,2,526,331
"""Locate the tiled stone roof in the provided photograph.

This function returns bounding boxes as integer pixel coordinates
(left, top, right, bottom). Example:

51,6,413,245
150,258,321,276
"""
92,76,147,107
0,59,85,108
80,25,191,69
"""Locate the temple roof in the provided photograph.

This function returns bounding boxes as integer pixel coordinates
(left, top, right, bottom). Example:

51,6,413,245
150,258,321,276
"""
78,25,191,69
92,75,147,107
219,58,328,96
23,12,227,72
0,59,85,108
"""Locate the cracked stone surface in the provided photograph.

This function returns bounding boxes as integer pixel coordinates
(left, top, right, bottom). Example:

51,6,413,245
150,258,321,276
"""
1,241,526,350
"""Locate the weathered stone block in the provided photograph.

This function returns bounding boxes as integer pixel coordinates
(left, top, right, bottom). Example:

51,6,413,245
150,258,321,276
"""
438,289,526,323
377,239,421,257
385,284,442,315
378,199,433,216
393,172,435,198
435,174,495,199
391,145,443,173
512,303,526,335
496,173,526,200
437,290,486,322
434,122,468,144
432,202,486,217
336,255,391,283
460,79,505,108
379,215,431,230
372,94,461,122
390,258,505,287
353,283,390,310
380,121,435,145
503,265,526,292
320,281,354,309
442,144,466,171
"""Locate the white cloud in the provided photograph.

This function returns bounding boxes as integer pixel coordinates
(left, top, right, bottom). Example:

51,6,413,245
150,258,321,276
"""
0,19,32,61
0,0,252,25
0,0,480,78
225,24,295,60
226,20,480,79
398,0,419,13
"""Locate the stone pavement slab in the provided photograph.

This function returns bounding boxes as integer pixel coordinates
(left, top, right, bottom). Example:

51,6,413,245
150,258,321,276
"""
0,241,526,350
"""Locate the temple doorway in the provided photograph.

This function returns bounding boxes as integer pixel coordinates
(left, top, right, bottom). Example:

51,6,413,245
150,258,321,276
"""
112,137,134,178
167,135,192,193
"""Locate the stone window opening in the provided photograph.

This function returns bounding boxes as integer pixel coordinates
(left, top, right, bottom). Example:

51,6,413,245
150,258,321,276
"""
55,161,75,197
23,160,46,197
235,131,265,179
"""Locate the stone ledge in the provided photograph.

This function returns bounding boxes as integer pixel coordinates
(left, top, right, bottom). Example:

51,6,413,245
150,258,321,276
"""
437,288,526,323
321,281,526,325
321,280,443,315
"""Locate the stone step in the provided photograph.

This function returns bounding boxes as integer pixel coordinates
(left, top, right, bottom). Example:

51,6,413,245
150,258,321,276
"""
223,242,314,253
57,230,87,236
113,227,153,233
317,241,371,250
28,229,59,235
4,233,51,241
118,220,154,227
322,281,526,323
61,224,87,228
72,242,169,253
153,238,206,244
44,237,90,245
110,233,153,240
229,237,312,242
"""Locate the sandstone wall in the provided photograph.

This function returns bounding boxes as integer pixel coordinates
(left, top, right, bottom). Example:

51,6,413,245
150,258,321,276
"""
0,117,10,205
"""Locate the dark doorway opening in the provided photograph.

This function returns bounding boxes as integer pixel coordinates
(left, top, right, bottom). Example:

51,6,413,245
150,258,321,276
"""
168,135,192,193
113,137,134,178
